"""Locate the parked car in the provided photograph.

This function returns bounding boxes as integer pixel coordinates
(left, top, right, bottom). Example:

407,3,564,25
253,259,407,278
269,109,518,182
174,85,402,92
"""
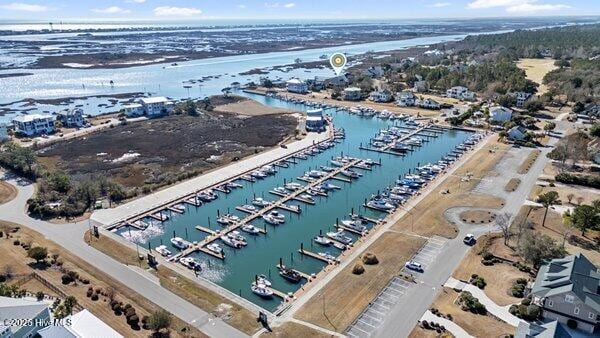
463,234,476,245
280,144,288,149
405,261,423,272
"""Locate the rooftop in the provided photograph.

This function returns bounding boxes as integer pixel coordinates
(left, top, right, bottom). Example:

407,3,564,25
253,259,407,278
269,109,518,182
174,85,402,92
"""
12,114,55,123
39,309,123,338
140,96,169,104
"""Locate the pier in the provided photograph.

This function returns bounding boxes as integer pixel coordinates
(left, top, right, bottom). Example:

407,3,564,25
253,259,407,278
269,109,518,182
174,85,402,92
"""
298,248,332,264
360,124,445,156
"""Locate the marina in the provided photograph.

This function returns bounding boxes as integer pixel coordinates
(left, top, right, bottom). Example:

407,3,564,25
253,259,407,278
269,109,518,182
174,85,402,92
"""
111,94,483,312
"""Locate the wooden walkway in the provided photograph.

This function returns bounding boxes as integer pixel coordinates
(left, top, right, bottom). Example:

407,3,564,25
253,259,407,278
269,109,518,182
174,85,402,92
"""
360,124,445,156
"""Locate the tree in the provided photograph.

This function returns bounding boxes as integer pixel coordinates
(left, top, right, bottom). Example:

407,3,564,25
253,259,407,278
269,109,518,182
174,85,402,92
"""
590,123,600,137
538,191,559,228
524,100,544,113
148,309,172,334
496,213,512,246
571,205,600,236
566,193,575,204
27,246,48,264
518,231,566,268
63,296,77,315
543,122,556,134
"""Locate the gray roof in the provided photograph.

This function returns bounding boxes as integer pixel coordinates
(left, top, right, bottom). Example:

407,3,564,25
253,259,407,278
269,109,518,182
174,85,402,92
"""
531,253,600,312
0,296,51,333
515,320,571,338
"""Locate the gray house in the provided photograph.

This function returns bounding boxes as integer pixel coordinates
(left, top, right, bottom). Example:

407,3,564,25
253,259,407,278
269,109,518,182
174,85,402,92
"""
531,254,600,334
0,296,52,338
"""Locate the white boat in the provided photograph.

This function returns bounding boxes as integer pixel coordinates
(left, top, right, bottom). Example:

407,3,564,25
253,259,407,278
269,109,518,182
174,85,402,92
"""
299,194,315,203
180,257,201,271
330,160,343,167
227,231,247,246
217,216,231,225
250,170,267,179
307,170,325,178
155,245,172,257
367,199,395,211
252,197,271,207
341,170,361,178
284,182,303,191
263,214,282,225
319,252,338,262
221,235,242,248
241,224,261,235
206,243,223,254
340,220,368,233
326,230,353,245
268,211,285,222
273,187,288,194
251,283,274,298
170,237,189,250
314,235,332,246
241,204,257,212
256,274,272,286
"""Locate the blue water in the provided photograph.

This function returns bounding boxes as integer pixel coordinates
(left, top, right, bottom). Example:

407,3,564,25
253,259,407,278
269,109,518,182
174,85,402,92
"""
116,95,472,311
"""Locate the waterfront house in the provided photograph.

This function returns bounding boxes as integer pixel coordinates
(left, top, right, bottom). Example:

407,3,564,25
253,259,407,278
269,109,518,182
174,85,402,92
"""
511,91,534,108
286,78,309,94
413,80,429,93
305,108,325,132
122,103,144,117
343,87,363,101
418,98,440,110
446,86,475,101
0,124,8,142
507,126,528,141
369,89,393,103
324,74,350,89
489,106,513,124
139,97,174,117
0,296,52,338
57,108,86,128
12,113,55,137
396,91,416,107
39,309,122,338
362,66,385,78
530,253,600,334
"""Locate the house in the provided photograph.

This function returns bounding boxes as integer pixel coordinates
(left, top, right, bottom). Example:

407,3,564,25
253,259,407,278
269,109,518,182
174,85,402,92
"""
369,89,393,103
446,86,475,101
489,106,513,124
390,57,417,70
530,253,600,334
413,80,428,93
39,309,122,338
507,126,528,141
305,108,325,132
515,320,571,338
286,78,308,94
343,87,362,101
447,63,469,73
396,91,416,107
323,74,350,88
122,103,144,117
0,124,8,142
306,77,326,91
511,92,534,108
0,296,52,338
57,108,86,128
12,113,56,137
139,97,174,117
418,98,440,110
362,66,385,78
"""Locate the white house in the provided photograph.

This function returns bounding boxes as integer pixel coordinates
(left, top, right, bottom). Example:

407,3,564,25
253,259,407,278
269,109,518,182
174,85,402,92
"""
12,113,56,136
122,103,144,117
418,98,440,110
446,86,475,101
305,108,325,132
489,106,513,123
343,87,362,101
369,89,393,103
0,124,8,142
39,309,122,338
0,296,53,338
286,78,308,94
396,91,416,107
511,92,533,108
139,97,174,117
57,108,86,128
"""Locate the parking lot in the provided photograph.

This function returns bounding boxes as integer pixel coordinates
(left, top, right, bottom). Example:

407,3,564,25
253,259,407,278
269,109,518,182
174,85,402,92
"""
346,277,413,337
400,236,447,275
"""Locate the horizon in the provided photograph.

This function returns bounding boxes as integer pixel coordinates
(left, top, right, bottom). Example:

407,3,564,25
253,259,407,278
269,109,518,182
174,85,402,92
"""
1,1,600,22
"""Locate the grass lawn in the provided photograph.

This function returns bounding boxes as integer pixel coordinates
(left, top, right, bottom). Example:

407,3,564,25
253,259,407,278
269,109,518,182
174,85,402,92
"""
408,326,452,338
518,149,541,175
429,287,516,337
295,232,425,332
0,180,17,204
459,210,496,224
505,178,521,192
516,58,558,95
533,184,600,206
261,322,334,337
87,231,262,335
0,221,203,338
390,138,509,238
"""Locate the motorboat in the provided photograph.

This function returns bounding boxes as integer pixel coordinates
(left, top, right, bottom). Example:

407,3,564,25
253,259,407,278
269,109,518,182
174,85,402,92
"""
241,224,261,235
197,190,218,202
250,170,267,179
226,182,243,189
263,213,282,225
252,197,271,207
256,274,272,286
279,266,302,283
330,160,343,167
298,194,315,203
320,182,340,191
221,235,242,248
367,199,395,211
273,187,288,194
206,243,223,255
217,216,231,225
227,231,247,246
320,166,335,172
180,257,201,271
261,165,277,175
319,252,338,262
241,174,256,182
340,220,368,233
314,235,332,246
341,170,361,179
251,283,274,298
170,237,189,250
284,182,303,191
326,230,353,245
267,211,285,223
307,170,325,178
155,245,172,257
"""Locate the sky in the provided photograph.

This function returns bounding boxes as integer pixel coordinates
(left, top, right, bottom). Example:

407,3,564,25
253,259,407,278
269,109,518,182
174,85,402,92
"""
0,0,598,21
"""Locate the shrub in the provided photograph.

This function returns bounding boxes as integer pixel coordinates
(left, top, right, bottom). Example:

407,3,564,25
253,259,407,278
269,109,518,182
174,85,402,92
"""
86,288,93,298
352,263,365,275
459,291,487,315
470,275,487,289
362,253,379,265
515,278,527,285
91,293,99,301
521,298,531,306
61,274,74,285
13,240,20,246
556,173,600,189
125,307,136,318
421,320,430,329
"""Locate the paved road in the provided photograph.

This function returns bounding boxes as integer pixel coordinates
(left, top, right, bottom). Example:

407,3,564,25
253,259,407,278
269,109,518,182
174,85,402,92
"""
0,172,248,338
372,123,567,337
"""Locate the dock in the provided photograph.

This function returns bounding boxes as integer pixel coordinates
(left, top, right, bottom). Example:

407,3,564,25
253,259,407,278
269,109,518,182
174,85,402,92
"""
276,203,302,214
184,198,202,207
148,213,167,222
167,206,184,214
195,226,218,236
276,264,311,281
236,206,256,214
330,176,352,183
360,124,445,156
298,248,333,263
334,224,367,236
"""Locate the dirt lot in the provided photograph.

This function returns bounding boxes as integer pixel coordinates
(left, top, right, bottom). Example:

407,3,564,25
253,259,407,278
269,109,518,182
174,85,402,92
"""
518,149,540,174
408,326,452,338
390,137,509,238
87,232,262,335
516,58,558,95
261,322,334,337
216,97,297,116
37,102,297,188
0,221,204,337
295,232,425,332
429,288,515,337
0,180,17,204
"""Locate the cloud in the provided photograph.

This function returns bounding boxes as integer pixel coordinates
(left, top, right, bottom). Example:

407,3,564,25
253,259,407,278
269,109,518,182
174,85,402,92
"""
467,0,570,13
93,6,131,14
153,6,202,16
429,2,451,7
237,4,246,9
0,2,50,12
264,2,296,8
284,3,296,8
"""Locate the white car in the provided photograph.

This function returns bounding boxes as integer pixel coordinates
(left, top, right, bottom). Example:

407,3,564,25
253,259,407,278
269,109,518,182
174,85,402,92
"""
405,261,423,272
463,234,476,245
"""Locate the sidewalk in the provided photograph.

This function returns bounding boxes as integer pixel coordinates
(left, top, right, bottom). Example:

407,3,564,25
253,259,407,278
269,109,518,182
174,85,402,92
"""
420,310,474,338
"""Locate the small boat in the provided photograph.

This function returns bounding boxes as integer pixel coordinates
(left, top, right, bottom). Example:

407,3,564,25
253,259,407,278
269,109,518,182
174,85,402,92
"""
240,204,257,213
307,170,325,178
326,230,353,245
170,237,189,250
227,231,247,246
330,160,343,167
320,182,340,191
273,186,288,194
252,197,271,207
180,257,201,271
256,274,272,286
320,166,335,172
284,182,303,191
197,190,218,202
221,235,242,248
241,224,261,235
263,214,282,225
241,174,256,182
226,182,243,189
367,199,395,211
206,243,223,255
217,216,232,225
314,235,333,246
341,170,361,178
250,170,267,179
318,252,338,262
279,266,302,283
268,211,285,223
155,245,172,257
340,220,368,233
251,283,274,298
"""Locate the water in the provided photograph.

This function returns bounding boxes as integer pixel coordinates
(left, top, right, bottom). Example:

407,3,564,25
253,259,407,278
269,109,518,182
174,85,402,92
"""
116,94,473,311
